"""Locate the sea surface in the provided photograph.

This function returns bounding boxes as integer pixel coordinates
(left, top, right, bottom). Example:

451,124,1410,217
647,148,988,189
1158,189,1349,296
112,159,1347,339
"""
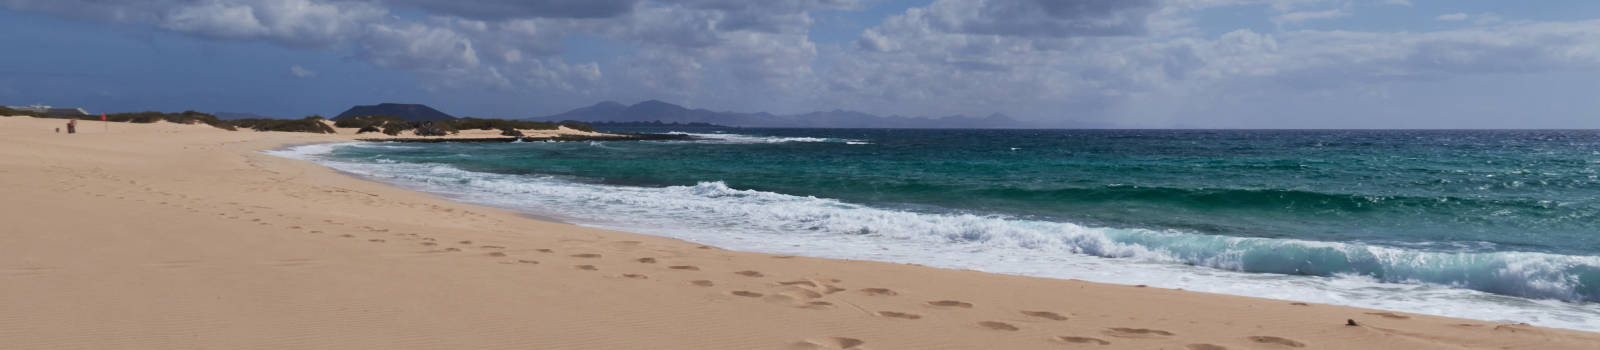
271,128,1600,331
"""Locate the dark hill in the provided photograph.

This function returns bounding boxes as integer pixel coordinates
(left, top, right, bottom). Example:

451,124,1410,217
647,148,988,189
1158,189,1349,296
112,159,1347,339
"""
335,103,456,121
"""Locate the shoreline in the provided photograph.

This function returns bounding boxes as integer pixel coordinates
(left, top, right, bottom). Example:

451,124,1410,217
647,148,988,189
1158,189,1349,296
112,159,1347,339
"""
4,116,1598,349
280,139,1600,333
356,133,694,143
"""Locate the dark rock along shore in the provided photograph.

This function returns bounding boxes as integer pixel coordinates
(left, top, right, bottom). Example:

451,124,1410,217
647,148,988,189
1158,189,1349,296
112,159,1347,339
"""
358,133,693,143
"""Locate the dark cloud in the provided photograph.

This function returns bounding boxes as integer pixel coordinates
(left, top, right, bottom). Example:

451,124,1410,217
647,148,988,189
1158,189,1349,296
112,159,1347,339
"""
931,0,1160,38
7,0,1600,128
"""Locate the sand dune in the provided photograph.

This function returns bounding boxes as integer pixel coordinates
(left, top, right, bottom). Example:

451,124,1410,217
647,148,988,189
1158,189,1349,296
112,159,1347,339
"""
2,116,1597,349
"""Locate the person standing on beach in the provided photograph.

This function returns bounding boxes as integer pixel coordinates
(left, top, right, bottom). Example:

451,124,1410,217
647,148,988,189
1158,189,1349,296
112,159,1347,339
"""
66,119,76,134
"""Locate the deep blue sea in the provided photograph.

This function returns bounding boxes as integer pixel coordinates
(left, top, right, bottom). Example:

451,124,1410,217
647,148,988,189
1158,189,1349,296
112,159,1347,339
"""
272,128,1600,331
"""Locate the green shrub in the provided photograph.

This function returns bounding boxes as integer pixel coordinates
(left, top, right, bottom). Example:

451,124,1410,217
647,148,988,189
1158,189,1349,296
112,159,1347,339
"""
0,106,44,117
333,115,408,129
227,116,335,133
356,126,381,134
11,109,236,130
382,123,412,136
499,127,524,137
104,110,236,130
411,121,457,136
443,118,560,131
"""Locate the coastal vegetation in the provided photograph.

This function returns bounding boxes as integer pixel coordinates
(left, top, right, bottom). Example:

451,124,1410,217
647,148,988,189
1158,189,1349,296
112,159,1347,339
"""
228,116,336,133
333,114,595,136
0,106,45,118
332,114,408,129
6,107,597,136
9,109,239,130
448,117,560,131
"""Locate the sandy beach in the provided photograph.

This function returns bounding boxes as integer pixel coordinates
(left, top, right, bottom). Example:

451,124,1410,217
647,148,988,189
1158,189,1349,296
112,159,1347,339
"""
2,116,1597,350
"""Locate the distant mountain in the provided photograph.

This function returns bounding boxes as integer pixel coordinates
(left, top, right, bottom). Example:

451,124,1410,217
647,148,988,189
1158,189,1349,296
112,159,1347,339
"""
213,112,278,120
335,103,456,121
533,100,1037,129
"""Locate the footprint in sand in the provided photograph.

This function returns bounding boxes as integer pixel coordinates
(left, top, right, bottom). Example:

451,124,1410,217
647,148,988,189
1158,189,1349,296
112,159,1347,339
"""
486,252,507,257
368,239,386,243
1365,312,1409,319
876,311,922,320
1055,336,1111,346
1289,302,1309,306
571,253,602,259
480,245,505,250
309,230,323,234
636,257,657,264
1248,336,1305,348
339,234,355,238
860,288,897,296
516,260,539,265
1493,324,1537,333
977,321,1020,331
790,337,865,350
731,290,763,298
734,270,764,277
1185,344,1227,350
689,280,715,287
799,301,834,310
669,265,700,271
421,242,438,246
926,300,973,308
1103,328,1174,339
1021,310,1069,321
459,240,473,245
779,280,818,287
575,265,598,271
622,273,648,279
536,248,554,253
782,289,825,299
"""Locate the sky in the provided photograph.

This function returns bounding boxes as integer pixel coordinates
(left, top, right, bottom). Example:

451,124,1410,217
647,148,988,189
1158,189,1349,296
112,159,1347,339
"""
3,0,1600,128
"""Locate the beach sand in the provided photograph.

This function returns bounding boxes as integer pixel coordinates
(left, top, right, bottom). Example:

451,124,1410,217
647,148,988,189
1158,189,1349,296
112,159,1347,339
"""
2,116,1596,349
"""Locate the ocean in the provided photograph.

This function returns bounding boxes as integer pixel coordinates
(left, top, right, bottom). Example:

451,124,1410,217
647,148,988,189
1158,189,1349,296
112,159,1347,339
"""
270,128,1600,331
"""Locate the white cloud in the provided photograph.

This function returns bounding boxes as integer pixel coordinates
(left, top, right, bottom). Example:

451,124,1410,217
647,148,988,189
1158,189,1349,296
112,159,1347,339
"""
4,0,1600,127
1271,8,1349,26
289,65,317,78
1435,12,1506,25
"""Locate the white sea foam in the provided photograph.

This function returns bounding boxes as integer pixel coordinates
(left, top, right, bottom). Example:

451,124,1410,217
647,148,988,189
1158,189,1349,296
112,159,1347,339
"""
271,142,1600,332
665,132,862,144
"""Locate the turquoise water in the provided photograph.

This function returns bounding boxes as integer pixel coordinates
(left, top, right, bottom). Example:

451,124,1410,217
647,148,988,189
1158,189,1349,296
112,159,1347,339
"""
276,129,1600,330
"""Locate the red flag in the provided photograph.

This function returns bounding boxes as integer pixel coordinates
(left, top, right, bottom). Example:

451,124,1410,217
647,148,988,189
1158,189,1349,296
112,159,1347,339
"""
100,113,106,121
